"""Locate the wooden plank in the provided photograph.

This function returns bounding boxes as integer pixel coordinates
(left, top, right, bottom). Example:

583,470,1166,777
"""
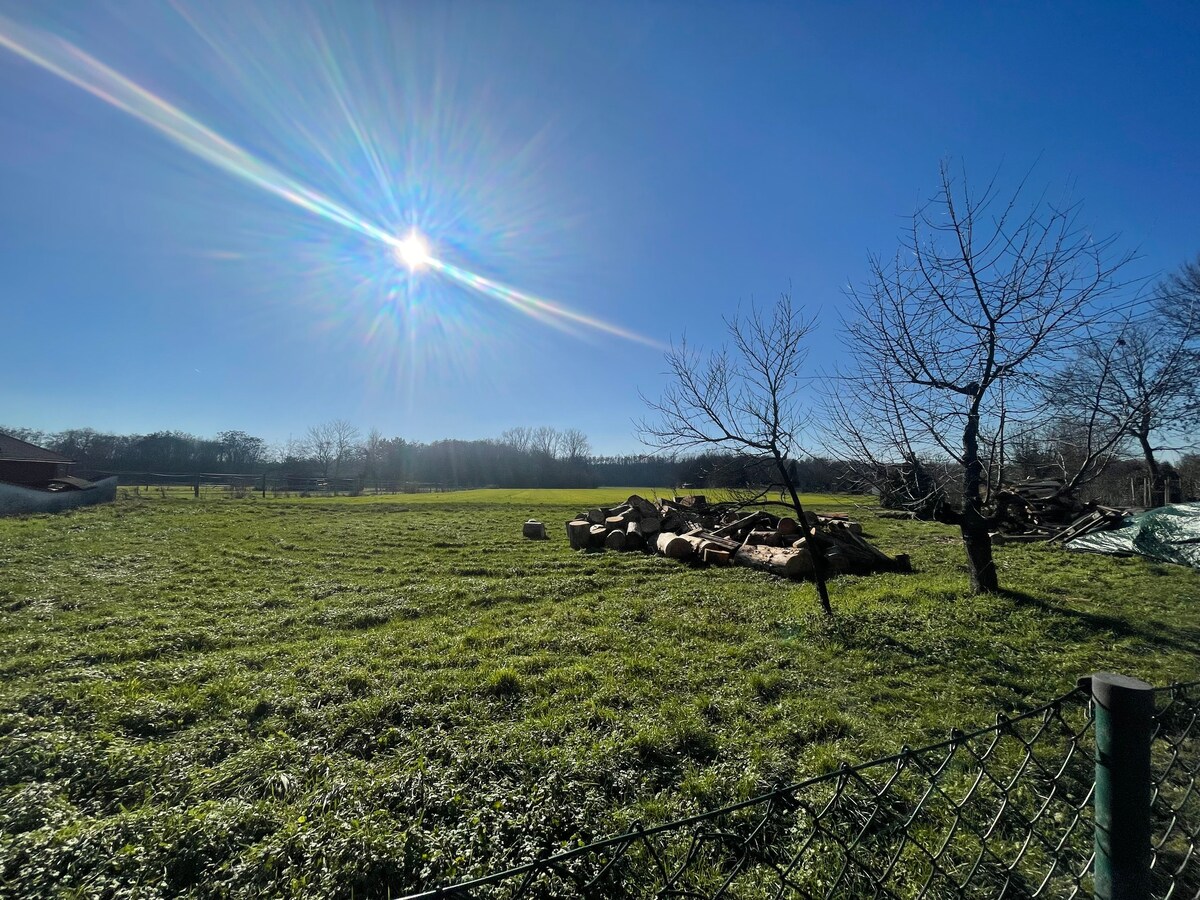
711,513,767,538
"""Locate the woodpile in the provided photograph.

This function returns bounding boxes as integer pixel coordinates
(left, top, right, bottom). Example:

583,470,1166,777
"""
565,495,910,580
991,480,1127,544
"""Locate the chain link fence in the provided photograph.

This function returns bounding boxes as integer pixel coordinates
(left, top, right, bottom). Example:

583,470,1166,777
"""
1151,681,1200,898
402,676,1198,900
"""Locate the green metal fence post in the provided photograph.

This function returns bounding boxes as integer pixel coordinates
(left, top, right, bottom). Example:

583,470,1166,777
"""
1091,672,1153,900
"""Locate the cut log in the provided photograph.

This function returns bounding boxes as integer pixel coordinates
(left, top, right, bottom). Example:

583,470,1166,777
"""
656,532,693,559
747,529,783,547
605,529,627,551
640,516,662,533
689,530,741,552
702,547,732,565
661,510,688,531
587,508,608,525
776,517,799,535
588,524,609,548
625,495,659,519
734,545,813,578
625,521,646,551
605,515,629,530
822,517,863,536
833,528,896,565
566,520,591,549
522,519,546,539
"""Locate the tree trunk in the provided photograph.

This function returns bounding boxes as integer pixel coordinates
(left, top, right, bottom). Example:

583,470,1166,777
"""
961,407,999,593
961,516,997,593
1137,428,1165,507
773,450,833,615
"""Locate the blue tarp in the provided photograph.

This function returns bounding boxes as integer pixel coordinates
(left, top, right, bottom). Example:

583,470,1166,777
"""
1067,502,1200,569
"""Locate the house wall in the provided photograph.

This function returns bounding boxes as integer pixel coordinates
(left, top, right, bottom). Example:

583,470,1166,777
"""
0,460,63,485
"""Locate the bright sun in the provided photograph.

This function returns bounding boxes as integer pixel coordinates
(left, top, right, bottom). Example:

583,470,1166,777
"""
395,230,431,271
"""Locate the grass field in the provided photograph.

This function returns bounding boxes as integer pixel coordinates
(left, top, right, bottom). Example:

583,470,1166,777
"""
1,489,1197,898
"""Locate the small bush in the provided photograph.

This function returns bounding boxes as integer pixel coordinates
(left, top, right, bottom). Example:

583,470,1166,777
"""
485,669,523,698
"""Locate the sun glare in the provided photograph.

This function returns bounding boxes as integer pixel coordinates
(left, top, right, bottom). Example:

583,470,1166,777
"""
0,13,662,346
395,230,431,271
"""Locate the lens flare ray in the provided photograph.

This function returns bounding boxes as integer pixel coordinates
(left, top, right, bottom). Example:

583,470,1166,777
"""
0,12,659,348
430,258,661,347
0,14,394,246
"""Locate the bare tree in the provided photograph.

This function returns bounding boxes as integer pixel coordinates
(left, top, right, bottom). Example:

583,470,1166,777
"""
304,420,361,477
1050,260,1200,505
836,163,1132,593
276,435,308,468
363,428,386,490
639,293,834,616
304,423,336,476
558,428,591,461
327,419,361,477
1010,412,1129,492
1178,452,1200,500
1160,255,1200,335
530,426,560,458
501,426,533,454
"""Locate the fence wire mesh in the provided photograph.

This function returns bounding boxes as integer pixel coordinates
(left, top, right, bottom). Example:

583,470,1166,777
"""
1151,682,1200,900
405,689,1097,899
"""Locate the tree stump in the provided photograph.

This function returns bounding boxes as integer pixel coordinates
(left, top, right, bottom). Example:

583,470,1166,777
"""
566,520,591,549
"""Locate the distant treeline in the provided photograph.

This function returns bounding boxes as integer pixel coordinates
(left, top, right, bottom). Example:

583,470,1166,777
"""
5,424,1194,502
0,425,849,491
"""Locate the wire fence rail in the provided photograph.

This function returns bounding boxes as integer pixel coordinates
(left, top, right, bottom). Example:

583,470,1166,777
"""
90,470,452,496
402,675,1198,900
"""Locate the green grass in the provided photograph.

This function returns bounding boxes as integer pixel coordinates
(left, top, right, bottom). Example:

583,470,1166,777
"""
1,489,1197,898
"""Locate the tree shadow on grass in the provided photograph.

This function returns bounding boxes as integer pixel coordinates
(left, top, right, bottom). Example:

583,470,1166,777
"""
999,588,1200,658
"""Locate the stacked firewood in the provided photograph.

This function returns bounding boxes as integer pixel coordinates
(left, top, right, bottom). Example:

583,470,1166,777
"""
991,480,1127,543
565,495,909,579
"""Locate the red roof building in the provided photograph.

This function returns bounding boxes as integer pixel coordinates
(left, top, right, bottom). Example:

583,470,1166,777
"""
0,432,75,486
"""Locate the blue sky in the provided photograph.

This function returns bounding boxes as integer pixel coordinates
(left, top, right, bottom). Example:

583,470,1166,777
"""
1,1,1196,455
